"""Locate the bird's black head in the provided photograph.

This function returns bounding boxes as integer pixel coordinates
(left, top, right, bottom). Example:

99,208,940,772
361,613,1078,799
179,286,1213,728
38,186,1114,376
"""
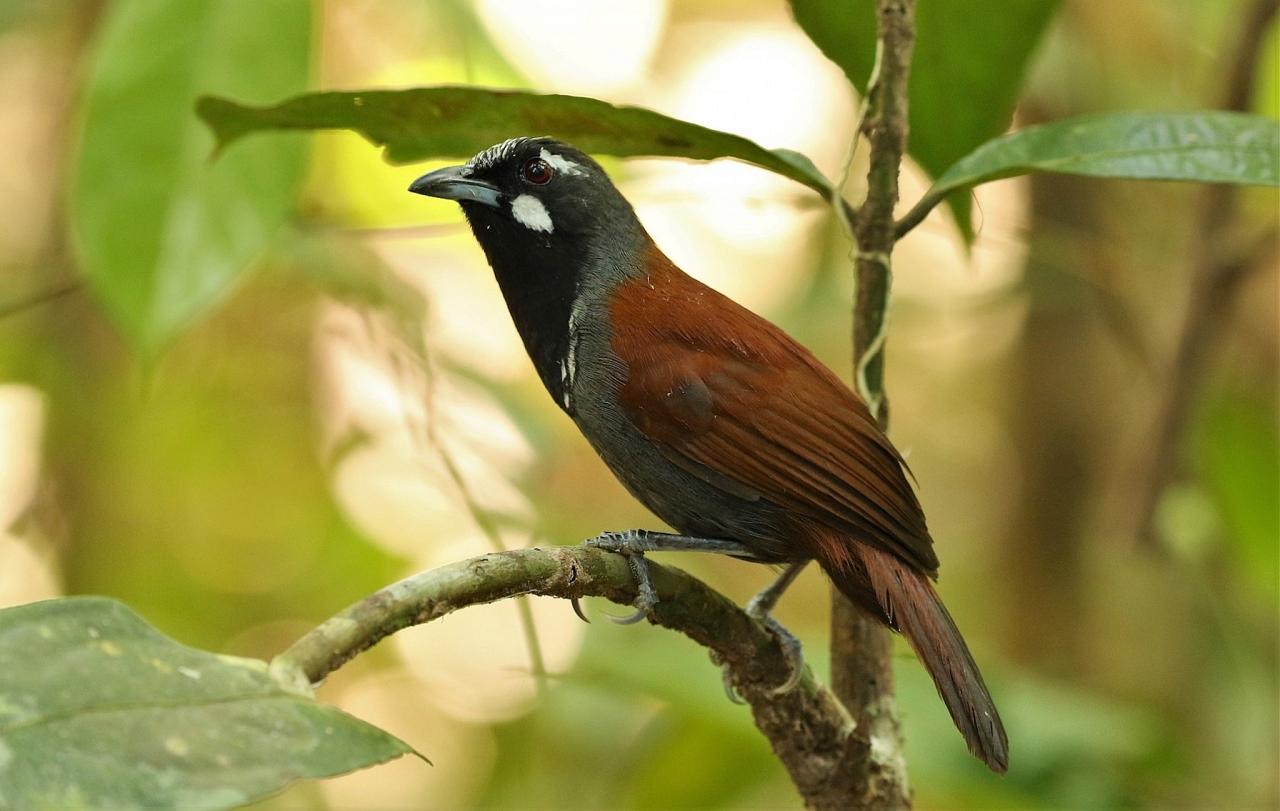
409,137,648,410
409,136,641,247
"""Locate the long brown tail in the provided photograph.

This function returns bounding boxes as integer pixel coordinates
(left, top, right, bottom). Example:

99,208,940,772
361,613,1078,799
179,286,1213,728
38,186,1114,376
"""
822,544,1009,774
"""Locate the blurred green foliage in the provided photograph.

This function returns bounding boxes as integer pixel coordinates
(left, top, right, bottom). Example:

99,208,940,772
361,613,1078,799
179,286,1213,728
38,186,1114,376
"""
1193,389,1280,602
70,0,311,354
791,0,1061,239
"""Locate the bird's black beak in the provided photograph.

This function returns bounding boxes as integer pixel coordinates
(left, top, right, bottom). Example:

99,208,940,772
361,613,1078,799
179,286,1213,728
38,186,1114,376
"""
408,165,502,207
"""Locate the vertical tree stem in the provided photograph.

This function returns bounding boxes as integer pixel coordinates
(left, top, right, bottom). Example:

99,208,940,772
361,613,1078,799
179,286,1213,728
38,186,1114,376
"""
831,1,915,808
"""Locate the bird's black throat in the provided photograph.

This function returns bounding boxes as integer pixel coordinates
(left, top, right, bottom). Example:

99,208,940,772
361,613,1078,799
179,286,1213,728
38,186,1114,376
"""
461,206,582,410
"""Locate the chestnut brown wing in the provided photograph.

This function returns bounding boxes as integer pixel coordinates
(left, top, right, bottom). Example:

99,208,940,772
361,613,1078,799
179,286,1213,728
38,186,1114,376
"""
610,263,939,576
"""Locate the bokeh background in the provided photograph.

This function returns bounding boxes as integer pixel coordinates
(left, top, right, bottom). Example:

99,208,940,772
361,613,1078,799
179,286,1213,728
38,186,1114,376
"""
1,1,1277,808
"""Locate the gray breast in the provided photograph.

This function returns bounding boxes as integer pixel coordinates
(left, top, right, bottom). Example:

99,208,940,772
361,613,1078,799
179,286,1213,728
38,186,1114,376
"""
561,287,793,563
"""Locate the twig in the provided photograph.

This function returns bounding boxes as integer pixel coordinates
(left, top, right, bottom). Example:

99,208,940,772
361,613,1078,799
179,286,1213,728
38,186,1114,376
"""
893,187,943,241
1132,0,1279,549
339,279,554,690
418,346,550,688
0,280,82,319
274,545,869,811
829,1,916,808
852,0,913,425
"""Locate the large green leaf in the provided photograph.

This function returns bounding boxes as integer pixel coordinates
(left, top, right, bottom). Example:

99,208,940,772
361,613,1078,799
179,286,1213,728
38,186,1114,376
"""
69,0,311,354
790,0,1060,238
195,87,832,196
0,597,413,810
896,111,1280,235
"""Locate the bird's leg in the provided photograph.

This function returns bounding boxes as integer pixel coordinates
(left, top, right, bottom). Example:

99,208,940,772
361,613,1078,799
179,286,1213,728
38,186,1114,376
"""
747,559,808,616
586,529,759,556
723,561,810,700
577,530,758,625
581,530,808,698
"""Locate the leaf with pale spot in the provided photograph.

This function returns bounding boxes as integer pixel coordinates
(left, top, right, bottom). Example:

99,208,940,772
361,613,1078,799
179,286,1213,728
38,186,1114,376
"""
0,597,414,810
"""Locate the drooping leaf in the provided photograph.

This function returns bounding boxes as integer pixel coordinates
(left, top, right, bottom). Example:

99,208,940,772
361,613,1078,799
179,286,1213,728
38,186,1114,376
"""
790,0,1060,239
0,597,414,810
69,0,311,354
897,111,1280,235
195,87,832,196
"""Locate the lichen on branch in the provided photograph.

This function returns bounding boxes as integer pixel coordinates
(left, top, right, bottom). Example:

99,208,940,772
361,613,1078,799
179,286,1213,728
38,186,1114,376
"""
275,545,872,810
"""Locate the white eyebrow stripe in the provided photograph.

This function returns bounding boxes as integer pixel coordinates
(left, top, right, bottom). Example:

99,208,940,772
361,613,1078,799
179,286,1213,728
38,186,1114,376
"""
466,137,529,171
511,194,553,233
539,148,583,176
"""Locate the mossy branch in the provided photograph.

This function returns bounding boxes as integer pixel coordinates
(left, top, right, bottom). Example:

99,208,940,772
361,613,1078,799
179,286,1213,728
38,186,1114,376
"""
275,545,873,810
829,0,916,808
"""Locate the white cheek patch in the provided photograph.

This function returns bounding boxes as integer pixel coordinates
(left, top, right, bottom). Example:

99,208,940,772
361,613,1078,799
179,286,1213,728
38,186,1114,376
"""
511,194,554,233
539,148,584,176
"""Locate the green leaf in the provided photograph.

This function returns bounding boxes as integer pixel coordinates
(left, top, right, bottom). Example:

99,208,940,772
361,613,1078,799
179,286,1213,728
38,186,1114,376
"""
195,87,833,196
790,0,1060,238
899,111,1280,236
69,0,311,354
0,597,414,811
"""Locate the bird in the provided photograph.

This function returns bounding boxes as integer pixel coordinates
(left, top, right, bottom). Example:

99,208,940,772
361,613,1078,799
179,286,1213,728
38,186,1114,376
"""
409,136,1009,774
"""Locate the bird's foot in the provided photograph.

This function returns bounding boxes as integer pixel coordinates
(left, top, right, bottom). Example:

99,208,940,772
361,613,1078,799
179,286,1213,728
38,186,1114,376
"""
583,529,647,555
579,530,659,625
751,612,806,696
720,595,806,701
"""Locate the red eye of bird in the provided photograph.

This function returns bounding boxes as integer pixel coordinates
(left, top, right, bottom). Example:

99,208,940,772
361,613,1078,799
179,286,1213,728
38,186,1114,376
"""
522,157,553,185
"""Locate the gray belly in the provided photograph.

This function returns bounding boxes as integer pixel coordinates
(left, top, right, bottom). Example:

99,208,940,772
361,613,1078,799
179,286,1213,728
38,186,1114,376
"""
564,317,794,564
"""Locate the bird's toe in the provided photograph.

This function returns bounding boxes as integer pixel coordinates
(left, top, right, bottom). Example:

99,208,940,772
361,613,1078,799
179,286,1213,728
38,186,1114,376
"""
758,615,806,696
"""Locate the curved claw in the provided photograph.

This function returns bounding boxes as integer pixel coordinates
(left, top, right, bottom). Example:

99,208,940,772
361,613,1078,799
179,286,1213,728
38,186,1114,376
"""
569,597,591,624
757,615,806,696
770,657,805,696
609,607,648,625
721,667,747,705
611,563,658,625
589,544,659,626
